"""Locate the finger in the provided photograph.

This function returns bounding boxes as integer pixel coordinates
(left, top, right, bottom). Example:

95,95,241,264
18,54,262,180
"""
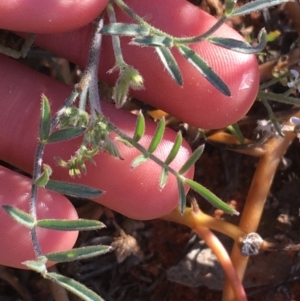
0,165,78,269
0,0,109,33
0,55,194,220
32,0,260,129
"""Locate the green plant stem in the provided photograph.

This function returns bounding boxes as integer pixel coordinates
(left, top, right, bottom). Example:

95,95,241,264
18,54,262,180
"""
108,118,189,180
81,15,104,116
261,98,284,136
28,15,105,259
174,16,227,44
112,0,166,38
29,142,45,257
106,3,126,66
54,91,79,127
259,75,284,90
20,33,36,58
258,90,300,105
113,0,227,45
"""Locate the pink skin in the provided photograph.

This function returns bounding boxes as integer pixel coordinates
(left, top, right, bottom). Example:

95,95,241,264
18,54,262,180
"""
0,55,193,220
0,165,79,269
0,0,109,33
33,0,259,129
0,0,259,269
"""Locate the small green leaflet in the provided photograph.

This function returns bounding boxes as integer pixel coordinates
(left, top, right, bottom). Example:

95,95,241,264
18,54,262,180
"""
258,91,300,106
159,167,168,189
45,245,112,262
2,205,34,228
133,111,145,142
148,118,165,154
177,177,187,213
131,154,149,168
224,0,236,15
184,178,239,215
23,256,47,274
45,180,103,198
164,131,183,166
34,164,52,187
45,272,105,301
177,45,231,96
37,218,105,231
208,28,267,54
105,136,123,159
179,145,204,175
231,0,292,17
155,47,183,86
100,23,150,36
227,124,245,144
39,95,51,142
131,36,173,47
47,128,86,143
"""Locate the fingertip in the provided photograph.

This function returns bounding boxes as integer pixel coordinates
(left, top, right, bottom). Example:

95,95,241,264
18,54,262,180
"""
41,102,194,220
102,0,260,129
0,56,194,220
32,0,259,129
0,166,78,269
90,104,195,219
0,0,109,33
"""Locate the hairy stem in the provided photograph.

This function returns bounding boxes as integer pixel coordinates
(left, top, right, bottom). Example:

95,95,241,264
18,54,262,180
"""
28,14,105,259
108,119,183,179
29,143,45,257
106,3,128,66
81,15,104,116
113,0,227,45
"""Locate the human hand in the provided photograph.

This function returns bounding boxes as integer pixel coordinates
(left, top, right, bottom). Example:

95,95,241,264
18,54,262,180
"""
0,0,259,268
